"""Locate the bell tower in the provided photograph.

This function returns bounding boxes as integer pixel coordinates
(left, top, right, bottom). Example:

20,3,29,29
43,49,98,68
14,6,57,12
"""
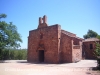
38,15,48,28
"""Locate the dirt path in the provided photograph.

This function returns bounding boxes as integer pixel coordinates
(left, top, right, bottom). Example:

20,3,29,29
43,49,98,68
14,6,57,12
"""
0,60,100,75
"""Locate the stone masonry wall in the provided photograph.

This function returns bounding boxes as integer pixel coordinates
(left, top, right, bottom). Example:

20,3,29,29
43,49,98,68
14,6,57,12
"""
82,41,97,59
72,45,82,62
72,39,82,62
60,32,72,63
28,25,61,63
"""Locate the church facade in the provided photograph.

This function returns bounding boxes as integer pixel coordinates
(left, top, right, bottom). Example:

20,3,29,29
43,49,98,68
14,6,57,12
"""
27,15,83,64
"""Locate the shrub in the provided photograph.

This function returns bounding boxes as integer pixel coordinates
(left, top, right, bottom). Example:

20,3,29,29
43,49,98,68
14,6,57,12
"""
94,42,100,57
0,49,27,60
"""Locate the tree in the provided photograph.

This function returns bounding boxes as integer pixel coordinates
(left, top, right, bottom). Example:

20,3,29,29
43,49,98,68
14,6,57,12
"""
94,42,100,69
94,42,100,57
0,14,22,59
97,35,100,40
0,14,7,19
83,29,98,39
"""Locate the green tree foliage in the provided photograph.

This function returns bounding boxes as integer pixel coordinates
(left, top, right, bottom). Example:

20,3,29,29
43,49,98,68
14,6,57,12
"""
0,14,7,19
83,29,98,39
97,35,100,40
94,42,100,56
0,14,22,59
2,49,27,60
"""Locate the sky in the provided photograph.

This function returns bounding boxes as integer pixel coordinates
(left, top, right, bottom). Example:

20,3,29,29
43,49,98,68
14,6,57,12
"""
0,0,100,49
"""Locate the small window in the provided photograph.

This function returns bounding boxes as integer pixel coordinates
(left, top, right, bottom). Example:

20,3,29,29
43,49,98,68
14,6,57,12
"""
90,44,93,49
40,33,43,39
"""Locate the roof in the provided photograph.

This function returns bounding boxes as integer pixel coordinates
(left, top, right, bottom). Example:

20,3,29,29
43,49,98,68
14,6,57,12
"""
83,38,100,42
61,30,83,40
61,30,76,37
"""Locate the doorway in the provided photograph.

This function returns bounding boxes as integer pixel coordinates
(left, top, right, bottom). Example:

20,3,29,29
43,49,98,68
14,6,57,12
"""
39,50,44,62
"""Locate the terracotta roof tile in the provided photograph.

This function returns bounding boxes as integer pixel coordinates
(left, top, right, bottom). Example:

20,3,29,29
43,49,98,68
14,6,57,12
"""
83,38,100,42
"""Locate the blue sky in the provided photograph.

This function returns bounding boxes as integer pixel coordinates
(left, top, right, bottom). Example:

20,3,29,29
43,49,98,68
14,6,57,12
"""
0,0,100,49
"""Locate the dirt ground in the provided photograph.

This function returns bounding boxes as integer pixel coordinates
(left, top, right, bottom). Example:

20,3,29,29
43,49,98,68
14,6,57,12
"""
0,60,100,75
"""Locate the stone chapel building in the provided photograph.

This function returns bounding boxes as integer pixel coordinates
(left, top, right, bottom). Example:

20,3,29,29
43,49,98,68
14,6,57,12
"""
27,15,83,64
82,38,100,59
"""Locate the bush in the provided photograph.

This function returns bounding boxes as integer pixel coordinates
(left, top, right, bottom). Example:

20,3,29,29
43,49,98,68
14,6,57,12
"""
94,42,100,69
0,49,27,60
94,42,100,57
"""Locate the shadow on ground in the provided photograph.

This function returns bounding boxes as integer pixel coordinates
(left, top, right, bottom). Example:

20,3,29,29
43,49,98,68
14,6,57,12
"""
89,67,100,71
